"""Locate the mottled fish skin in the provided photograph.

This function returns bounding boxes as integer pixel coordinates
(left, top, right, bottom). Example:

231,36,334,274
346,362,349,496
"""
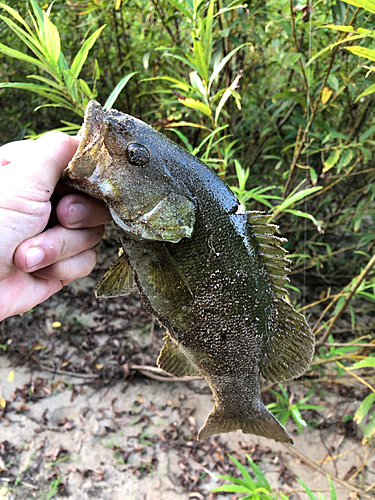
63,100,315,443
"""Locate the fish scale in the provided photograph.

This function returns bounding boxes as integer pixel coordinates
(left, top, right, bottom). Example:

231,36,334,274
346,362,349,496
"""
62,100,315,444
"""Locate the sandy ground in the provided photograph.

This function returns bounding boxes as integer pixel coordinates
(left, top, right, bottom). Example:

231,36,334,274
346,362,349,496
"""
0,353,373,499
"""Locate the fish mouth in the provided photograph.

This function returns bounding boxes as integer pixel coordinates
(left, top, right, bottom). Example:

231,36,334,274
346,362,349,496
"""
63,101,107,182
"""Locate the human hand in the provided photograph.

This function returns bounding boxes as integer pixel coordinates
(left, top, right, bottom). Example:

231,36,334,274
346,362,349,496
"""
0,131,112,321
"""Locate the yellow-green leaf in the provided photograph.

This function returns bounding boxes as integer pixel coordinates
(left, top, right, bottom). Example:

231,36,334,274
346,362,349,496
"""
178,97,212,116
354,392,375,424
346,46,375,62
341,0,375,14
8,370,14,383
350,358,375,369
323,149,340,172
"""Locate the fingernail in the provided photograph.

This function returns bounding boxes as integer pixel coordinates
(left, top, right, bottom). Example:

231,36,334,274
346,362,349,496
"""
26,247,44,270
68,202,88,225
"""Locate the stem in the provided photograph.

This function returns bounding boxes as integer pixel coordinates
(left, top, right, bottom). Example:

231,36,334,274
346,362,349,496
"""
284,7,360,196
283,444,374,500
317,254,375,345
289,0,312,110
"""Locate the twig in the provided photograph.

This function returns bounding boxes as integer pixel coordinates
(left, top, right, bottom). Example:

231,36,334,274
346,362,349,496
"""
283,443,374,499
284,7,360,196
0,478,38,490
129,364,202,382
322,342,375,348
39,363,98,380
316,254,375,345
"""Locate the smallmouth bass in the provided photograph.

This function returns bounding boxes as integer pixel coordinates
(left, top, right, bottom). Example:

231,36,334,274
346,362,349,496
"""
63,100,315,443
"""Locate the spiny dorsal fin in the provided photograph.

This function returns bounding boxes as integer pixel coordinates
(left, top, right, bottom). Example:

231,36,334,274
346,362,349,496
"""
247,211,315,382
247,211,291,295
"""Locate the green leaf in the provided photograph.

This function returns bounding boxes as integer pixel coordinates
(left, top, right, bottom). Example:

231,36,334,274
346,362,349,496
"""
192,37,208,83
208,43,249,92
214,72,242,126
27,74,62,90
323,24,361,32
341,0,375,14
284,209,323,232
211,484,250,493
291,406,307,427
42,9,61,64
0,42,50,73
0,81,63,96
0,2,31,30
71,25,106,79
327,476,337,500
297,479,318,500
337,149,354,173
165,0,194,21
276,186,323,213
104,72,138,110
163,52,200,73
0,14,44,60
359,123,375,142
349,358,375,369
247,455,271,490
203,0,214,69
356,82,375,100
323,149,340,172
189,71,206,96
357,291,375,303
353,392,375,424
169,129,193,153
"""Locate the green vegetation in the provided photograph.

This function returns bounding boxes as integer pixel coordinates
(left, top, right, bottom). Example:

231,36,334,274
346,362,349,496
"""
1,0,375,498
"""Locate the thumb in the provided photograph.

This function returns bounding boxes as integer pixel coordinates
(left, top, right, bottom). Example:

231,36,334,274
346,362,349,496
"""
0,131,79,204
25,131,79,202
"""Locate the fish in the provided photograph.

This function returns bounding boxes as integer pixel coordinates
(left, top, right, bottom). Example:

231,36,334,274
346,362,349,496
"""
62,100,315,444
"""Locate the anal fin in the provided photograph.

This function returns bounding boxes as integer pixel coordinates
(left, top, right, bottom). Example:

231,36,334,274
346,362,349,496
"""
157,336,200,376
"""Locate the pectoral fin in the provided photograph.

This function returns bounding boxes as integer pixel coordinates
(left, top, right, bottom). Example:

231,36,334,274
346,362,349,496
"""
148,244,194,310
95,251,135,298
110,192,196,243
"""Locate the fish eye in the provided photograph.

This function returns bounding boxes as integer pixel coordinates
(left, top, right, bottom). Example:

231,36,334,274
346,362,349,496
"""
126,143,150,166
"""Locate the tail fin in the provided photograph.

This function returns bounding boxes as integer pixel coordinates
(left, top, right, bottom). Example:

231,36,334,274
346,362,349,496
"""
197,401,293,444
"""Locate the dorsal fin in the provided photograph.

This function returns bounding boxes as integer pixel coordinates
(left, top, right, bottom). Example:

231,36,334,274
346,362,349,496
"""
247,211,291,296
247,211,315,382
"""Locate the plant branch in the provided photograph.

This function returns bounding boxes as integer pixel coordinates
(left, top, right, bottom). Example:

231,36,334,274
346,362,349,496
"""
316,253,375,345
284,8,360,196
283,443,374,500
